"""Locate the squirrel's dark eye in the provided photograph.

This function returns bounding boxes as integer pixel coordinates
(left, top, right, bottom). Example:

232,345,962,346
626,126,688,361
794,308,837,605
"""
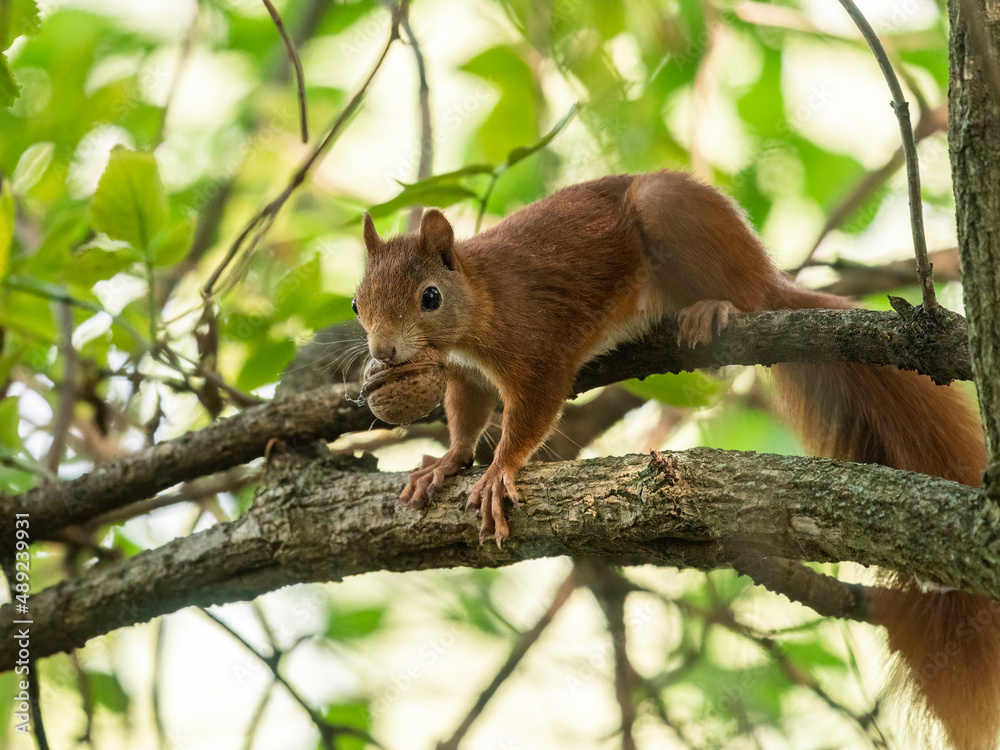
351,297,358,315
421,286,441,312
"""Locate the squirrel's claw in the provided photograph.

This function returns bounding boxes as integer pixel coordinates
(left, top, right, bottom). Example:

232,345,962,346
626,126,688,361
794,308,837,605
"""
676,299,738,348
400,451,470,510
470,466,520,547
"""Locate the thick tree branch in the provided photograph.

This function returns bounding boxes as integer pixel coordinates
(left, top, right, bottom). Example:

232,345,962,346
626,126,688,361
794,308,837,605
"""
949,0,1000,496
2,448,997,672
1,307,973,546
574,305,972,390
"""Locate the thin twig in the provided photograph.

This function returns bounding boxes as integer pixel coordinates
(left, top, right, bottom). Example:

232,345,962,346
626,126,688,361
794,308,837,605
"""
202,2,406,301
199,608,380,748
0,551,48,750
729,556,871,623
473,103,579,232
28,656,50,749
834,0,936,310
45,302,77,476
152,618,168,750
3,279,147,350
581,563,637,750
153,4,199,147
158,2,332,305
815,247,961,298
242,680,276,750
797,105,946,270
403,9,433,231
69,650,95,745
83,468,254,529
262,0,309,143
435,569,578,750
0,455,57,482
669,594,890,748
157,345,263,408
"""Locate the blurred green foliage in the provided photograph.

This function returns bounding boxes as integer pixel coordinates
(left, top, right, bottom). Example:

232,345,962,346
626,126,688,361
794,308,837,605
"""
0,0,956,747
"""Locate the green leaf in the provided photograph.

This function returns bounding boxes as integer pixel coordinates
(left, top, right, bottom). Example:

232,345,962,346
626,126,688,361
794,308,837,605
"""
235,337,295,392
365,183,479,221
449,576,507,637
109,528,144,557
12,141,55,194
503,102,579,168
299,293,355,329
324,605,387,641
0,396,20,452
698,404,804,456
0,177,13,281
0,332,25,384
88,671,130,714
392,164,494,190
23,215,91,278
0,52,17,108
0,287,55,339
57,246,138,288
150,218,195,267
110,299,149,352
782,638,847,670
91,147,168,251
623,371,726,408
460,45,539,163
1,0,40,49
792,136,866,208
320,702,371,750
737,46,785,139
273,254,322,322
316,0,377,36
708,568,752,604
0,464,32,493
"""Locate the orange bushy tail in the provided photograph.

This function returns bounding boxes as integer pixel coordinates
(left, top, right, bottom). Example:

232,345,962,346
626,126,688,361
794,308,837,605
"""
772,287,996,750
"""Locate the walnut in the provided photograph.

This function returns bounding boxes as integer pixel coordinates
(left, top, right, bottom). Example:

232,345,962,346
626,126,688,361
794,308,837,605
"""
361,348,447,425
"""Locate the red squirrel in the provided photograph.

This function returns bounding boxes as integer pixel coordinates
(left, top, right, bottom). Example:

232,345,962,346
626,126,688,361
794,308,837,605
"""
354,169,997,750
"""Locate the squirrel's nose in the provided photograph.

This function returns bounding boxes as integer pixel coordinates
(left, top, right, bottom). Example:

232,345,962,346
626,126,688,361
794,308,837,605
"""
372,344,397,364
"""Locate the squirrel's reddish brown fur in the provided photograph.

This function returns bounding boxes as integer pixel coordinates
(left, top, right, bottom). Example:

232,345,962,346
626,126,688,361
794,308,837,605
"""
355,170,995,749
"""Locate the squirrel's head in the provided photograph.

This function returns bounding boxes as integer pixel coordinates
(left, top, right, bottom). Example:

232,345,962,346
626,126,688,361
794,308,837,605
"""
354,209,470,365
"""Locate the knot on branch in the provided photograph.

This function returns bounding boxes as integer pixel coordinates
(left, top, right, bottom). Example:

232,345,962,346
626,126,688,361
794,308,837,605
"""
887,296,971,384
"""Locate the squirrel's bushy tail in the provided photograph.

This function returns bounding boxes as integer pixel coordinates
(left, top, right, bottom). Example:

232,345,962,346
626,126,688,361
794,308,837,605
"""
771,288,995,750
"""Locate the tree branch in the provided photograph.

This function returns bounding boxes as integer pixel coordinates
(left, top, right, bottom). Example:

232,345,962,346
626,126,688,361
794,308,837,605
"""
2,447,997,672
262,0,309,143
1,307,973,546
834,0,936,309
949,0,1000,497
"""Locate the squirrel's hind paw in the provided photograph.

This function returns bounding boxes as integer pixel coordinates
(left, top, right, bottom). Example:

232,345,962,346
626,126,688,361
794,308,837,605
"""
677,299,738,348
468,466,521,548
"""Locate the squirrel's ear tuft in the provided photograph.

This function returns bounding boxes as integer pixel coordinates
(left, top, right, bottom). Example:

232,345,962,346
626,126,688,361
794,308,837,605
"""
362,212,381,253
419,208,456,270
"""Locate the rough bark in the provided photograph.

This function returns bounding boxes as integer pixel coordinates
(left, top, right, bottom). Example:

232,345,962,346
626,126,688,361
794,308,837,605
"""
950,0,1000,494
2,448,996,672
1,307,973,549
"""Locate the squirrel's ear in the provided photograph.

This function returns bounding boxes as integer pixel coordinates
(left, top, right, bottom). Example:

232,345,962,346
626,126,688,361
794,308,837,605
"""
419,208,456,270
362,212,381,253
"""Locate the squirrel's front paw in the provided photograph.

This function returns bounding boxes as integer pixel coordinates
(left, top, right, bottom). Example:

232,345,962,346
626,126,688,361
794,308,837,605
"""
467,465,521,547
677,299,738,348
400,451,472,510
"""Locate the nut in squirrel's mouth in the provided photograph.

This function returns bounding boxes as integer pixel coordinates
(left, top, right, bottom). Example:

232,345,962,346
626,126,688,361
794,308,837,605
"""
361,348,447,425
360,355,444,396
